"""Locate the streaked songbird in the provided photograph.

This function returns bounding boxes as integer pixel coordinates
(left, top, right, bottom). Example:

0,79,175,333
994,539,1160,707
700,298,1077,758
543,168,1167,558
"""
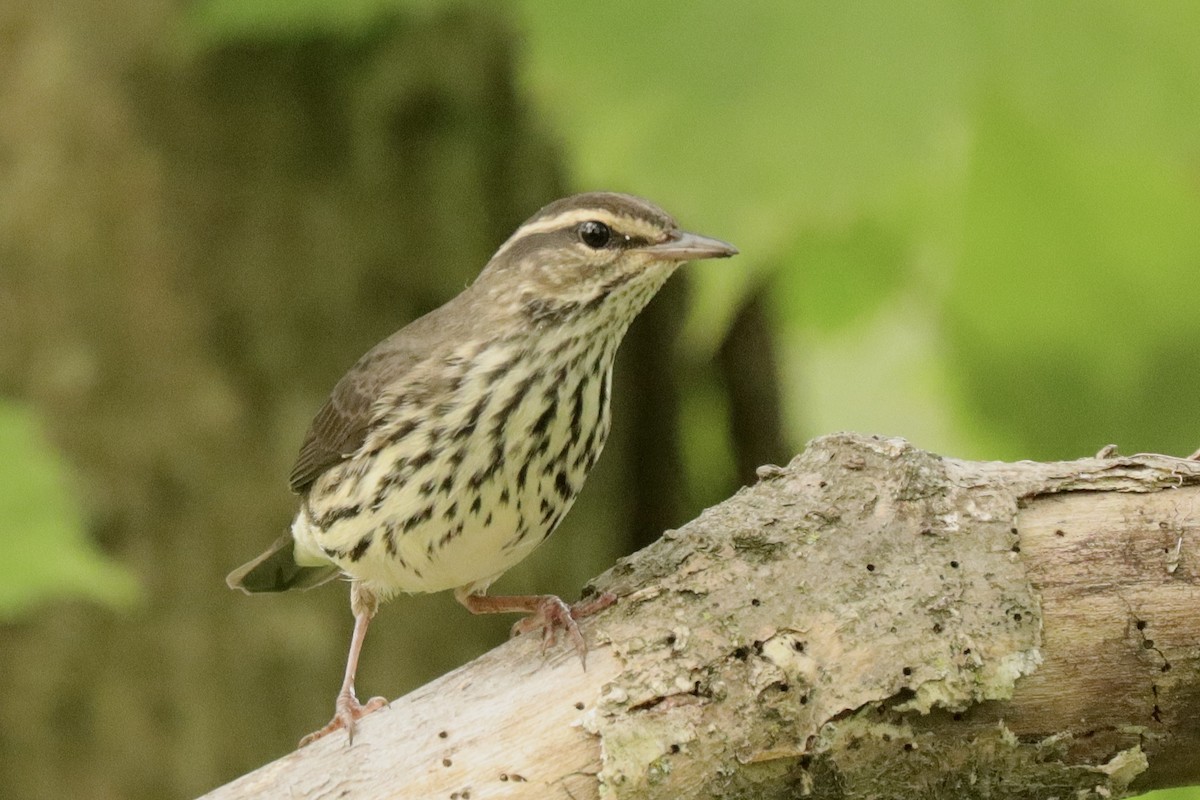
227,192,738,745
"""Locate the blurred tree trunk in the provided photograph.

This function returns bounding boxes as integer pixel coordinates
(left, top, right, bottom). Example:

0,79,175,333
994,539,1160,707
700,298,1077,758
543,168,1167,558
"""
0,4,576,798
616,278,691,551
717,285,789,486
0,3,781,798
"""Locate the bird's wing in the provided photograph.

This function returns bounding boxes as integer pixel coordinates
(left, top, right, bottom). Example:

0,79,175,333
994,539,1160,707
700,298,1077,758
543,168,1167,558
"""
288,336,426,493
288,378,374,493
286,294,476,494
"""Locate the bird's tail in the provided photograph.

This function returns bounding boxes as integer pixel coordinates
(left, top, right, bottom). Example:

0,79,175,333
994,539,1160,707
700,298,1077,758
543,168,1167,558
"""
226,533,341,593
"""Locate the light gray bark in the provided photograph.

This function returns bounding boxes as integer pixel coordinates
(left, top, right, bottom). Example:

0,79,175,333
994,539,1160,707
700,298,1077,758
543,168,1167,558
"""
199,433,1200,800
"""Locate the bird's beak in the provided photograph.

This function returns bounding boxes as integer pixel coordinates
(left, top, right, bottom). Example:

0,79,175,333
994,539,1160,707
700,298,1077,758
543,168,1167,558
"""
641,230,739,261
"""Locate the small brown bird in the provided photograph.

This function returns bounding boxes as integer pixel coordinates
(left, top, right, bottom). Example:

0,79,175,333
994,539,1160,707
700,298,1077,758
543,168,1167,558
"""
227,192,737,745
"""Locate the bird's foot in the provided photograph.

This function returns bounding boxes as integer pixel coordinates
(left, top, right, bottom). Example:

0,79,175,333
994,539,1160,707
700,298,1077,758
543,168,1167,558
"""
510,591,617,668
299,689,388,747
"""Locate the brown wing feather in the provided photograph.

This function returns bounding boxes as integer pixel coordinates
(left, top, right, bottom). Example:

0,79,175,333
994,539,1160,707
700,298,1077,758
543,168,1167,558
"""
288,374,377,493
287,301,467,494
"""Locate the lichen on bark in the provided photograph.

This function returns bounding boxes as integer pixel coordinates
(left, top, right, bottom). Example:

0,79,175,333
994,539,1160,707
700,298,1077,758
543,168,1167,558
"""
582,433,1199,799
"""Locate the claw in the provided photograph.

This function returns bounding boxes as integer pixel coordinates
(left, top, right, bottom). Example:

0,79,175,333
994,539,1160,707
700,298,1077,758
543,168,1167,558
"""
299,690,388,747
509,591,617,669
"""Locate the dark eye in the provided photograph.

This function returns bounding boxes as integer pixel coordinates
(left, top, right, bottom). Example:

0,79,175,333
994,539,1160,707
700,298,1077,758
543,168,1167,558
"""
578,220,611,249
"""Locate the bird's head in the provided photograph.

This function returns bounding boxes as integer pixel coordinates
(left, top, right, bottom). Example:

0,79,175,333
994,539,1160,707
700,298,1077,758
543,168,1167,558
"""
478,192,737,326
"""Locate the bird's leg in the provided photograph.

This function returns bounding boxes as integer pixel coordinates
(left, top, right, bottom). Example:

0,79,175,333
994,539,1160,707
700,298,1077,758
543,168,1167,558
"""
453,586,616,668
299,582,388,747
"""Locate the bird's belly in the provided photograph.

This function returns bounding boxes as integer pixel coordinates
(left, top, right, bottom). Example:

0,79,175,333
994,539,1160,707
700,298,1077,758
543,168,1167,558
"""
389,484,575,594
297,457,585,595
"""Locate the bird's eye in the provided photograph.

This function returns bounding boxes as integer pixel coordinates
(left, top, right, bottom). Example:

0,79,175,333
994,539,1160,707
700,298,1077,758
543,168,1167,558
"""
577,220,611,249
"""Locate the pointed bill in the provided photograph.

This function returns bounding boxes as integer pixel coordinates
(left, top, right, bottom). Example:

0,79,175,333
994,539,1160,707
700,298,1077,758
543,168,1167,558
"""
641,230,738,261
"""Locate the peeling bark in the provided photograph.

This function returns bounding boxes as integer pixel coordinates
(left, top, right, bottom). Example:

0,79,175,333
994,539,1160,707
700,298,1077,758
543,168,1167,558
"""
198,434,1200,800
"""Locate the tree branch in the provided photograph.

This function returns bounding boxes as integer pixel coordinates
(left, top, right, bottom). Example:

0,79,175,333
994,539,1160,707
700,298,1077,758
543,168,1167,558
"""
199,433,1200,799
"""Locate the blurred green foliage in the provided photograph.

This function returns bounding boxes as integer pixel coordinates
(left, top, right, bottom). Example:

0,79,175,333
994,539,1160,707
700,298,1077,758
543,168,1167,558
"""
512,0,1200,464
1144,791,1200,800
0,401,139,617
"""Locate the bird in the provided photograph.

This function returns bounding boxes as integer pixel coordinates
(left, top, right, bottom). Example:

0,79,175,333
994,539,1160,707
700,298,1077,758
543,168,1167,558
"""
226,191,738,745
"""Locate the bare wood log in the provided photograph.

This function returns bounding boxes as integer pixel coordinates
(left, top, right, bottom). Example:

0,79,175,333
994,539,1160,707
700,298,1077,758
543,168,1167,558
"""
200,433,1200,799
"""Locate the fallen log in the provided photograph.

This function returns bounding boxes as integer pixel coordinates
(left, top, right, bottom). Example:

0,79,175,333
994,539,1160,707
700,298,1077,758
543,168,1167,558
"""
200,433,1200,799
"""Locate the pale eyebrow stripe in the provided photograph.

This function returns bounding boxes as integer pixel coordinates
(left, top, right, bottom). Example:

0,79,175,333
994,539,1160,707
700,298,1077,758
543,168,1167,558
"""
489,209,665,262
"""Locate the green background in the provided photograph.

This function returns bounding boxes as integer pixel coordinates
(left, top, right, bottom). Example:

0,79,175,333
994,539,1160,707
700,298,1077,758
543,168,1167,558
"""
0,1,1196,797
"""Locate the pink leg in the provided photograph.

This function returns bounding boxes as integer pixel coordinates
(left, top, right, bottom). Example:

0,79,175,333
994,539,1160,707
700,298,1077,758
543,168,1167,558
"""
299,583,388,747
453,587,616,668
